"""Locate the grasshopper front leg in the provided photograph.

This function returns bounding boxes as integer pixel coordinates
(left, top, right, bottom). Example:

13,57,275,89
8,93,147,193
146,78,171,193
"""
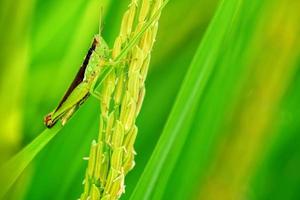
90,89,101,100
89,70,103,100
89,61,119,100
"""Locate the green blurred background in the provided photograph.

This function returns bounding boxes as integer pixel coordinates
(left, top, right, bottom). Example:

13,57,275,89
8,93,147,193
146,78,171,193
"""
0,0,300,199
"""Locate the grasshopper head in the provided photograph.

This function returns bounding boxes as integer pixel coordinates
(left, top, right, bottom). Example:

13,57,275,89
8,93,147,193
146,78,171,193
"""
94,34,109,58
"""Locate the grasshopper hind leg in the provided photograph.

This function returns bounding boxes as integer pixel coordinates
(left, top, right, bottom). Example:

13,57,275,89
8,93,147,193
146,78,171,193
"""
61,93,89,126
61,105,78,126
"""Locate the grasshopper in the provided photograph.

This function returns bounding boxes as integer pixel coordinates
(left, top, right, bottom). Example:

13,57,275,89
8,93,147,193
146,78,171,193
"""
44,2,168,128
44,35,110,128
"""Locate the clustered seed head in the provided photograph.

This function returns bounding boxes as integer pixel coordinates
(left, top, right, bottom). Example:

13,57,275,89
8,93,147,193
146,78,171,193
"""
80,0,164,199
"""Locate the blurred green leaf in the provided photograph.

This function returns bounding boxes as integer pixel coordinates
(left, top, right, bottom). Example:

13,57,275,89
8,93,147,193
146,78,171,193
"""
1,0,300,199
131,0,300,199
0,124,62,199
129,0,241,199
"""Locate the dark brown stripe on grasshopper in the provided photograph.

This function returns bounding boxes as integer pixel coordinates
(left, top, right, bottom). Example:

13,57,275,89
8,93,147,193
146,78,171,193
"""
44,38,99,128
54,38,99,112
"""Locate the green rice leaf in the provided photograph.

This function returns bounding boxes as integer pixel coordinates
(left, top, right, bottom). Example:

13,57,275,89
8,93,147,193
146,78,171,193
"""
0,124,62,198
129,0,242,199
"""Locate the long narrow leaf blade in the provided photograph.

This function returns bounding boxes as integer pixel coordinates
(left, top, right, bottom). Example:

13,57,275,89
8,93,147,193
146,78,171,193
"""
129,0,241,199
0,124,62,198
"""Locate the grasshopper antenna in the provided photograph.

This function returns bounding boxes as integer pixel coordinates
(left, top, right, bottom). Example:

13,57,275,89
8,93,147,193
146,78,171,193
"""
98,6,104,36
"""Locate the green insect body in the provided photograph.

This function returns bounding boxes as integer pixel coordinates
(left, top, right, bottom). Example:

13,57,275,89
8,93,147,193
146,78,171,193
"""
44,2,168,128
44,35,110,128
